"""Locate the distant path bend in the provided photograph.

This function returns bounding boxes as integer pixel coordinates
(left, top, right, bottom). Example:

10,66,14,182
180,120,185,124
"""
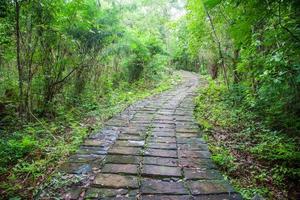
49,71,241,200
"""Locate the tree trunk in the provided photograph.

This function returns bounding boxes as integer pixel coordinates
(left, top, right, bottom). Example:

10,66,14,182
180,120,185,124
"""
74,66,86,98
210,63,218,79
15,0,24,117
233,49,240,83
203,4,229,87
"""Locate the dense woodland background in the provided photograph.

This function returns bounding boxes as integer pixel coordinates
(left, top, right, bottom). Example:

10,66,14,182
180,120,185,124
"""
184,0,300,199
0,0,299,199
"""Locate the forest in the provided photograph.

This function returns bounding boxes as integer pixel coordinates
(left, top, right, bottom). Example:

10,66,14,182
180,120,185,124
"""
0,0,299,199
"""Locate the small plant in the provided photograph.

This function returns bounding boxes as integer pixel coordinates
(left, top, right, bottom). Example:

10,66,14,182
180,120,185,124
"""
210,146,237,173
194,81,299,199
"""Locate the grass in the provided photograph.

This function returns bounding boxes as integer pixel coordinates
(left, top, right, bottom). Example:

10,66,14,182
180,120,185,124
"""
0,71,181,199
194,78,300,200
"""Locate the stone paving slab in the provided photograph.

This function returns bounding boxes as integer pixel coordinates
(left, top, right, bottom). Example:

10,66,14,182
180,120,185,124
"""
147,142,177,150
143,157,178,167
152,127,175,132
63,187,83,199
178,150,211,159
152,122,175,127
142,165,181,178
187,180,234,195
177,144,208,151
114,140,145,147
60,162,93,174
141,195,192,200
102,164,138,175
118,134,144,140
108,147,141,155
141,179,188,195
51,71,240,199
148,137,177,143
179,158,217,169
152,132,176,137
176,129,199,134
68,154,105,163
176,134,199,139
193,193,243,200
183,168,223,180
105,155,142,164
144,149,177,158
176,138,205,144
83,139,111,146
93,174,139,189
85,188,137,198
76,146,109,155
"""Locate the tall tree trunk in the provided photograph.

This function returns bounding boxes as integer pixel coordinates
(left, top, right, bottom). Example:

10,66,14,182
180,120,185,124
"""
203,3,229,87
15,0,24,117
74,66,86,98
233,49,240,83
210,63,218,79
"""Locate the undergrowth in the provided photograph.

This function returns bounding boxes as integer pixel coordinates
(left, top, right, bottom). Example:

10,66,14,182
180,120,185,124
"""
0,72,181,199
194,79,300,200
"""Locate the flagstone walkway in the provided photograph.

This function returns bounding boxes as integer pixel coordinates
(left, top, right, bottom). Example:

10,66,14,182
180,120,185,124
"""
56,71,241,200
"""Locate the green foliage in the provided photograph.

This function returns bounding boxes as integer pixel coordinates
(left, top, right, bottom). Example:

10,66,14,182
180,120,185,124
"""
194,82,300,199
186,1,300,198
0,72,180,198
121,30,168,83
123,37,150,82
185,0,300,131
0,134,37,172
249,131,300,162
237,187,270,200
0,0,180,198
169,19,201,72
210,145,236,173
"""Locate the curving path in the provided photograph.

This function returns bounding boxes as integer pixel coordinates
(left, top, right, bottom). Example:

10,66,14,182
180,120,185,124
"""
51,71,241,200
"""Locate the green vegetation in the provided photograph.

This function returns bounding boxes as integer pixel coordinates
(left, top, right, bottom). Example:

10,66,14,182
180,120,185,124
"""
0,72,179,198
195,81,299,199
0,0,181,198
178,0,300,199
1,0,299,199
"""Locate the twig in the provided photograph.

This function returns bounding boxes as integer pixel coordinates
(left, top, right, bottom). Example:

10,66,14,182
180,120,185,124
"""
29,110,57,140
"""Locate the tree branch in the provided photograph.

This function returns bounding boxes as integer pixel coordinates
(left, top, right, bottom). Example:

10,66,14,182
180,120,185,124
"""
278,0,300,43
52,67,78,86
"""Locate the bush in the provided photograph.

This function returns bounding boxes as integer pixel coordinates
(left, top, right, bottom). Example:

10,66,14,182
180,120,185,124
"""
194,81,300,199
0,134,37,172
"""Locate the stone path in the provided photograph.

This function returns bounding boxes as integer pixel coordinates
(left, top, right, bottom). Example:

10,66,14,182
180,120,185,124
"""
57,71,241,200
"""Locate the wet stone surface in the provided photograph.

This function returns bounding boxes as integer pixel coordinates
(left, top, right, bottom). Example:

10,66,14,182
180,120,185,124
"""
114,140,145,147
108,147,141,155
93,174,139,189
192,193,243,200
183,168,223,180
142,165,182,178
187,180,234,195
105,155,142,164
85,188,127,198
147,142,177,150
143,157,178,167
141,179,188,195
53,71,239,199
141,195,192,200
102,164,138,175
63,187,83,199
179,158,217,169
144,149,177,158
148,136,177,144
